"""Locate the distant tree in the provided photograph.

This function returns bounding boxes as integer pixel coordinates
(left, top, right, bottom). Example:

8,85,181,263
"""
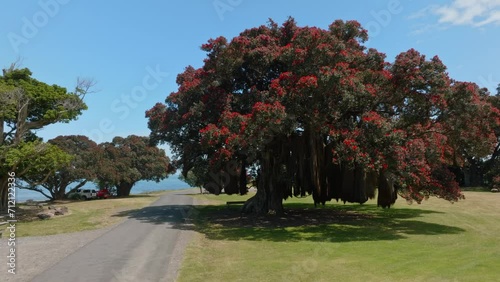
19,135,100,200
0,65,92,209
147,18,500,214
4,140,72,199
97,135,175,196
179,170,202,193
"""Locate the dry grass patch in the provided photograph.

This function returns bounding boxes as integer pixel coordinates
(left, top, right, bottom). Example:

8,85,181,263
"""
15,191,168,237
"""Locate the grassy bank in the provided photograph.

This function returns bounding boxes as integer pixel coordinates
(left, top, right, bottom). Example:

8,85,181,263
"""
14,191,168,237
179,191,500,282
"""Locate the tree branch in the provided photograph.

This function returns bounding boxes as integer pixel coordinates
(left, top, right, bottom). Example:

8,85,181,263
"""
17,184,53,200
75,77,98,100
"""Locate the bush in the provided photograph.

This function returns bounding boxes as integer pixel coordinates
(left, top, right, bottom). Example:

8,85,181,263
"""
492,176,500,190
67,192,81,200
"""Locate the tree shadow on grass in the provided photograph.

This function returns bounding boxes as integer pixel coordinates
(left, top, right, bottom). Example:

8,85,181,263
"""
114,201,465,243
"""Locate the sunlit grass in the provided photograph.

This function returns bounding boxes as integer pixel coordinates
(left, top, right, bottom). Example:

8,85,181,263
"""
180,191,500,282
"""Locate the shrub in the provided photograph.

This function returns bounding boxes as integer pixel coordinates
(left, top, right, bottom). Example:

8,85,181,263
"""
67,192,81,200
492,176,500,189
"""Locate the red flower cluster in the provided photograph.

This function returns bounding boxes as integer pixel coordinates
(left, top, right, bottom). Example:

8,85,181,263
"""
146,18,498,208
297,75,318,89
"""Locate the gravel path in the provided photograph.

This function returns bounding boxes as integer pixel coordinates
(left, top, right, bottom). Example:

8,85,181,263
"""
0,189,202,282
0,227,113,282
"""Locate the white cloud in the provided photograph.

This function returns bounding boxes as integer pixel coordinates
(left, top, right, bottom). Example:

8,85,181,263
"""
475,10,500,25
432,0,500,26
410,23,441,35
408,5,439,20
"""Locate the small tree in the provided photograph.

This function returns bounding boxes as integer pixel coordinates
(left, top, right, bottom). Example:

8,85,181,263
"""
0,65,92,209
97,135,175,196
4,141,72,199
19,135,100,200
179,170,203,193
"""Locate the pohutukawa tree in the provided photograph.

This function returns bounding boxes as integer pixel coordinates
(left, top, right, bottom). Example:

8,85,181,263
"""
97,135,175,197
19,135,100,200
147,18,500,214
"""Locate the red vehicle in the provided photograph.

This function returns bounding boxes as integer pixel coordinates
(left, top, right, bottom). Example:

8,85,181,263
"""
96,188,110,199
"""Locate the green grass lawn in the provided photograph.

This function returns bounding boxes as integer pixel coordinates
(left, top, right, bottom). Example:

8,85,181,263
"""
179,191,500,282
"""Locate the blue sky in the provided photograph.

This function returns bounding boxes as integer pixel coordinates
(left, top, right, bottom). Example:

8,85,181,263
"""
1,0,500,148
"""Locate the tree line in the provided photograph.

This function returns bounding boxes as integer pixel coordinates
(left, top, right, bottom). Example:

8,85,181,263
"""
0,65,173,209
20,135,174,200
3,19,500,214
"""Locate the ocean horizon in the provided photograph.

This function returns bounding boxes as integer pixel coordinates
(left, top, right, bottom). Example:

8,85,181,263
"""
15,175,192,203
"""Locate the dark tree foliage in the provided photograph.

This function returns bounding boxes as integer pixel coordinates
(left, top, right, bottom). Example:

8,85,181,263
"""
1,66,88,210
19,135,100,200
147,18,500,214
97,135,175,196
484,84,500,187
178,170,204,193
178,170,199,187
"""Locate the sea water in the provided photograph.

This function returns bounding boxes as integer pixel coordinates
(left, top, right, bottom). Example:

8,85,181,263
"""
15,175,192,203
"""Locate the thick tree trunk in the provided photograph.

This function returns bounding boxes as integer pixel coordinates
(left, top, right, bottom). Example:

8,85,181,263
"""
463,167,471,187
206,160,247,195
242,183,284,215
238,161,247,195
51,179,69,200
242,184,269,215
308,131,326,205
240,130,402,214
354,166,368,203
365,171,378,199
116,182,134,197
341,166,355,203
0,176,8,212
463,158,485,187
377,171,397,208
54,186,67,200
242,150,284,215
267,184,284,215
469,164,483,187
